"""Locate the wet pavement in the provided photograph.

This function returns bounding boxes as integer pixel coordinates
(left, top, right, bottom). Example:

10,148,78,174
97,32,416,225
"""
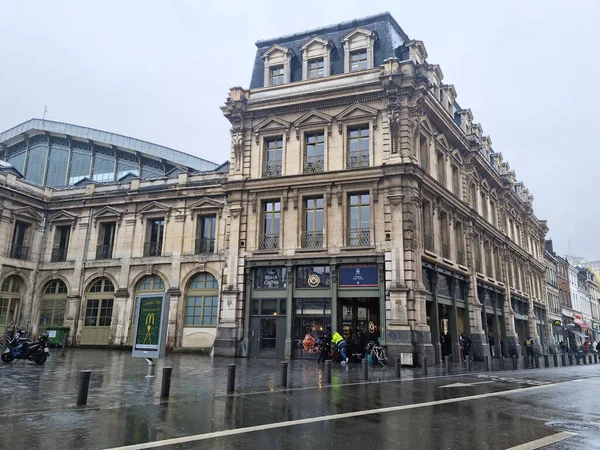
2,349,600,449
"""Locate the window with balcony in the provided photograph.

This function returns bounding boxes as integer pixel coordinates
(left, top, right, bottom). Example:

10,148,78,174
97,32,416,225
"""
9,221,30,260
96,222,116,260
452,165,460,195
437,152,446,187
455,222,465,265
304,132,324,173
440,211,450,259
270,65,284,86
302,197,324,248
51,225,70,262
348,193,370,246
263,137,283,177
144,218,164,257
261,200,280,250
347,126,369,168
350,49,368,72
196,215,216,254
308,58,325,79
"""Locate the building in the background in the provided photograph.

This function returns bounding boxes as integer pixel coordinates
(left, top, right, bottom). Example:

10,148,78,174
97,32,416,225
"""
0,119,217,187
0,121,230,350
544,242,560,352
221,12,549,364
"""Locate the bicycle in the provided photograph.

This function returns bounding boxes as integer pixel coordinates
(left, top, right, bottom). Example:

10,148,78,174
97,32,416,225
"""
365,340,389,367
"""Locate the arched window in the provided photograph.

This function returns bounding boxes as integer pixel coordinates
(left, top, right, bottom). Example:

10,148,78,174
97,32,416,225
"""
81,278,115,345
39,280,67,332
185,273,219,326
1,276,23,333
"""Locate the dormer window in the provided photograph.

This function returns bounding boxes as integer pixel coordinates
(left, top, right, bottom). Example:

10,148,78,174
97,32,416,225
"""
300,37,331,80
342,28,376,73
262,44,292,87
308,59,324,79
270,66,284,86
350,50,368,72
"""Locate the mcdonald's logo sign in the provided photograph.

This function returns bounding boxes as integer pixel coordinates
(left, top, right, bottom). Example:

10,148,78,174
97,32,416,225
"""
146,313,155,325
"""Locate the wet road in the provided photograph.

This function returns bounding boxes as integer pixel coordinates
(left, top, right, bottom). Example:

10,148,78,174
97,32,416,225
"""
2,350,600,449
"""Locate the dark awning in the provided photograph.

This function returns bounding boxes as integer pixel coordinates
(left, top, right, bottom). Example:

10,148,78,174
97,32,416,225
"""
568,329,588,339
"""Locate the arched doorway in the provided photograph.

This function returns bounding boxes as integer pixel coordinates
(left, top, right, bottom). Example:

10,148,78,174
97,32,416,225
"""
81,278,115,345
183,272,219,348
39,280,67,333
0,276,23,334
129,275,165,344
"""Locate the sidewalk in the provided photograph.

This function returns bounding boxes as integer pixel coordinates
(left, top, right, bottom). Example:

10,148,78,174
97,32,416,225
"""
0,348,560,415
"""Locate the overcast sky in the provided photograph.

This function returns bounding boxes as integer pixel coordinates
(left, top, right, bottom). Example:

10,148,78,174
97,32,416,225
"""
1,1,599,259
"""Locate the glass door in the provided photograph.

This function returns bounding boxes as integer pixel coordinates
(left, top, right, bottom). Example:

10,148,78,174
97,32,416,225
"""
259,318,277,356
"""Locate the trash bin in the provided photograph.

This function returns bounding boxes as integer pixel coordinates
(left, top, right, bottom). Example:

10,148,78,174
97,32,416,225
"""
46,326,70,348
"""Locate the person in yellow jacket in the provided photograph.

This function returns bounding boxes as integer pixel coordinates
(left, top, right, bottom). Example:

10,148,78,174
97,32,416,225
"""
332,331,348,364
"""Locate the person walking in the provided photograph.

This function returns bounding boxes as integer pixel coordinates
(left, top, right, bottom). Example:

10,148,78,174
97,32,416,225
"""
460,333,472,362
332,331,348,364
524,337,534,368
559,341,567,354
584,339,590,354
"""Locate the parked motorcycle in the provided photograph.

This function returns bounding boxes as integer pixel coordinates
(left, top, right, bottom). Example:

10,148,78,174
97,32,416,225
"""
2,329,49,365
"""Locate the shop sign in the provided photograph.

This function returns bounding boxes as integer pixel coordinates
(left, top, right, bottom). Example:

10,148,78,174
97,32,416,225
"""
553,320,563,326
339,264,378,288
562,308,574,318
358,307,367,320
132,293,170,359
574,314,583,321
593,323,600,332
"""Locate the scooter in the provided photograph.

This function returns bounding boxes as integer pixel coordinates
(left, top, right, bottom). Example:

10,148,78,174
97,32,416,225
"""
2,330,50,365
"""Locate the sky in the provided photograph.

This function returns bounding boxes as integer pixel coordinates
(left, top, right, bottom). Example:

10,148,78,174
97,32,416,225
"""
1,0,599,259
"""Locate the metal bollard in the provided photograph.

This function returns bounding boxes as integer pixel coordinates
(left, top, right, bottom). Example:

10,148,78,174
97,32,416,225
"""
445,356,451,375
160,367,172,399
61,333,68,356
280,362,288,387
512,355,518,370
227,364,236,393
362,358,368,380
553,354,558,367
395,358,402,378
568,354,573,365
145,358,156,378
595,354,598,364
422,356,428,376
561,354,566,366
544,354,549,368
484,356,490,372
500,356,505,370
324,360,332,384
466,357,472,372
535,355,540,369
77,370,92,406
576,356,581,365
589,355,593,365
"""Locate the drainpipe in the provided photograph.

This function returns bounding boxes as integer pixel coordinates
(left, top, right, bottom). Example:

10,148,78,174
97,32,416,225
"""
72,206,93,345
26,210,48,335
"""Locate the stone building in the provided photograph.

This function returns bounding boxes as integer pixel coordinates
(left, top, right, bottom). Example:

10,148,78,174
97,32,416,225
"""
221,12,549,363
544,243,561,351
0,121,230,350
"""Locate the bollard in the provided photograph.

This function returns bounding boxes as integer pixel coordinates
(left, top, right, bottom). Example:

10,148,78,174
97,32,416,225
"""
324,360,332,384
445,356,451,375
77,370,92,406
160,367,172,399
61,333,68,356
466,357,472,372
595,354,598,364
422,356,428,376
499,356,505,370
535,355,540,369
484,356,490,372
568,354,573,365
561,354,566,366
576,356,581,365
553,354,558,367
280,362,288,387
512,355,518,370
589,355,593,365
544,354,549,368
395,358,402,378
362,358,368,380
227,364,236,393
145,358,156,378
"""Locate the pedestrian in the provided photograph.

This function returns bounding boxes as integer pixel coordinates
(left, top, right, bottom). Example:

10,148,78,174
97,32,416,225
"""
350,328,365,359
584,339,590,354
488,332,495,358
596,341,600,353
332,330,348,364
592,341,598,353
499,336,504,357
524,336,534,368
460,333,472,362
559,341,567,354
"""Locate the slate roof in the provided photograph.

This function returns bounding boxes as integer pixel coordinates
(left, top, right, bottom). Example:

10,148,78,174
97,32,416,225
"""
249,12,410,89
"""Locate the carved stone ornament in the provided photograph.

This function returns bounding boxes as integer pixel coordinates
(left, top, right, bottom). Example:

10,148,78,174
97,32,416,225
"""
387,194,404,207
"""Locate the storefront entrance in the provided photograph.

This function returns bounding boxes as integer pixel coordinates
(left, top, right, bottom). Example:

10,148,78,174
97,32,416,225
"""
250,316,286,358
339,298,379,342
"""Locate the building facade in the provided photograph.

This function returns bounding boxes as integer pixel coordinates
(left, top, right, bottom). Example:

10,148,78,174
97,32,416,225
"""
221,12,549,364
544,245,561,350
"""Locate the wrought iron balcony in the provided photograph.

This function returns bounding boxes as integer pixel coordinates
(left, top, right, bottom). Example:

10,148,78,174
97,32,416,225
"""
442,244,450,259
347,151,369,168
301,231,323,249
143,241,162,257
424,234,434,252
51,247,68,262
262,161,282,178
347,229,370,247
96,244,114,260
259,233,279,250
195,237,215,254
303,157,324,173
9,244,28,260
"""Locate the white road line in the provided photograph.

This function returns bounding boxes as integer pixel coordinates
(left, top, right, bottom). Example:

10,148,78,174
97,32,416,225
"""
505,431,576,450
105,379,577,450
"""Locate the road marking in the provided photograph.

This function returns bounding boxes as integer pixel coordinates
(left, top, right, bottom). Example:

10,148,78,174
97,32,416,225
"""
505,431,576,449
438,381,495,388
105,379,576,450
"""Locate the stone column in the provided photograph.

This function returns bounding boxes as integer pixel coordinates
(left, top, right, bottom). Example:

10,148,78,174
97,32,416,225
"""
525,265,541,354
465,220,487,361
113,288,129,346
165,288,181,350
450,278,461,362
502,251,521,357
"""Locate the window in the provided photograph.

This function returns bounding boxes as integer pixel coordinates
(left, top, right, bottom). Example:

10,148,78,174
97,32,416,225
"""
480,192,487,220
304,132,324,173
263,137,283,177
422,200,433,252
254,267,287,289
293,298,331,358
261,200,281,250
10,221,30,260
470,185,477,209
51,225,70,262
455,222,464,265
348,193,370,246
437,152,446,186
350,50,367,72
185,273,219,326
144,219,164,257
137,275,165,292
419,135,429,171
308,58,324,79
296,266,331,288
303,197,324,248
270,65,284,86
474,234,482,273
485,242,492,277
347,126,369,168
196,215,216,254
440,211,450,259
490,201,496,226
96,222,116,260
452,165,460,195
495,248,502,280
83,279,114,328
39,280,67,333
0,276,22,331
